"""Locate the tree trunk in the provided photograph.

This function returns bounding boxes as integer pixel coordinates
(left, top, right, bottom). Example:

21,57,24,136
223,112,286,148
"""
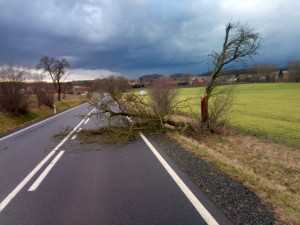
57,85,61,101
202,24,231,123
201,93,208,123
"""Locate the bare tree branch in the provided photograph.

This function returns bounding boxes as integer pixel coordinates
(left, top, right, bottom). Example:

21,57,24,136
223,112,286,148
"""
202,22,261,124
85,76,191,132
36,56,70,101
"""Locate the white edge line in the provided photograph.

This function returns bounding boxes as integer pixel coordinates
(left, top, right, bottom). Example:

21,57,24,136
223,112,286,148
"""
122,99,217,224
28,151,65,191
104,99,217,224
0,107,95,213
0,103,87,142
139,132,219,225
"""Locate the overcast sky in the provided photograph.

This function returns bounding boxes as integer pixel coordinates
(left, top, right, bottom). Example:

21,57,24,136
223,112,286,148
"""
0,0,299,80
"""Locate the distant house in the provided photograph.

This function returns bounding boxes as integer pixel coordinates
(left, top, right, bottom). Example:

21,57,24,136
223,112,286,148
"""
129,80,145,88
227,77,237,83
129,80,140,86
20,86,33,94
27,86,33,94
73,86,89,95
170,81,178,86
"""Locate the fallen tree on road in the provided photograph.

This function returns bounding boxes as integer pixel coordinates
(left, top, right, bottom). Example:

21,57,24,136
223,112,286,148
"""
81,76,192,144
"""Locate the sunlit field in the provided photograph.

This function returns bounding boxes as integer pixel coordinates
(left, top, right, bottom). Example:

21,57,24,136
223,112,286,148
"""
178,83,300,147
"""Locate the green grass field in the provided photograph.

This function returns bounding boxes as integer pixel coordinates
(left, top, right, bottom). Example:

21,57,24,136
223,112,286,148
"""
178,83,300,147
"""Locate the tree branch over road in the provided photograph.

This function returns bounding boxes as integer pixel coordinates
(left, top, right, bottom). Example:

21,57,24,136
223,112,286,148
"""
82,76,191,144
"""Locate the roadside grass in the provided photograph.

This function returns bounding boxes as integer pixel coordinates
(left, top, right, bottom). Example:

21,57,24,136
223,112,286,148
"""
174,129,300,224
0,94,83,135
172,83,300,224
178,83,300,148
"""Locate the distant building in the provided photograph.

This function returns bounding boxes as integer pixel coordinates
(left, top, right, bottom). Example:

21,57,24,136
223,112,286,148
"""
129,80,140,86
73,86,89,95
27,86,33,94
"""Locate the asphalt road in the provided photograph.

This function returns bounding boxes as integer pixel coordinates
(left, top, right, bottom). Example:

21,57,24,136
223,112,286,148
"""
0,103,233,225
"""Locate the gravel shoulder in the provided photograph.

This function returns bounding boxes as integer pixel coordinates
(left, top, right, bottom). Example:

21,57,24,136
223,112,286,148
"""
150,133,279,225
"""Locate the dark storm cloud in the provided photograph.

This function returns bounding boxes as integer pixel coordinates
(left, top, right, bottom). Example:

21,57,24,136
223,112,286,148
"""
0,0,299,79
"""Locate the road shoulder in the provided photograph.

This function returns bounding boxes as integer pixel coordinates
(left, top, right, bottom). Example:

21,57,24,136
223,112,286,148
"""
149,133,279,225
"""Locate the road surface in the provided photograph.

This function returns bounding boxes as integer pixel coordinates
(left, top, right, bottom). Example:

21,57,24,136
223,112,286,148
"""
0,103,233,224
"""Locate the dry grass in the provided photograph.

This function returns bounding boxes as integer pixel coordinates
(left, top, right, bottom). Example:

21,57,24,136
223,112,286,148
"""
174,129,300,225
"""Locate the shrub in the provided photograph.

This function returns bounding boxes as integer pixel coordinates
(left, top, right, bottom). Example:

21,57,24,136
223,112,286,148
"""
34,85,54,108
0,65,31,115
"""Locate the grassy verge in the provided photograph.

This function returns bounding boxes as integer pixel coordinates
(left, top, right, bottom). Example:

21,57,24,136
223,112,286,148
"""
175,129,300,224
0,94,83,135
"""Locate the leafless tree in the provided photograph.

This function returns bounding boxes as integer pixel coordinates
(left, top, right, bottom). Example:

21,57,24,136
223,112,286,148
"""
36,56,70,101
86,76,131,125
203,22,261,123
288,60,300,82
101,75,130,102
0,65,31,115
147,77,181,127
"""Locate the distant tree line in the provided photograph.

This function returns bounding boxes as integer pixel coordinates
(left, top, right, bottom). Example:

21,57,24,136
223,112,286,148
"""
0,65,56,116
136,61,299,85
0,56,71,116
131,83,146,88
287,60,300,82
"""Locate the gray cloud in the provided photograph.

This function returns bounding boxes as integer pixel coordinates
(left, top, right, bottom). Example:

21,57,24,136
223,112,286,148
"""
0,0,299,79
